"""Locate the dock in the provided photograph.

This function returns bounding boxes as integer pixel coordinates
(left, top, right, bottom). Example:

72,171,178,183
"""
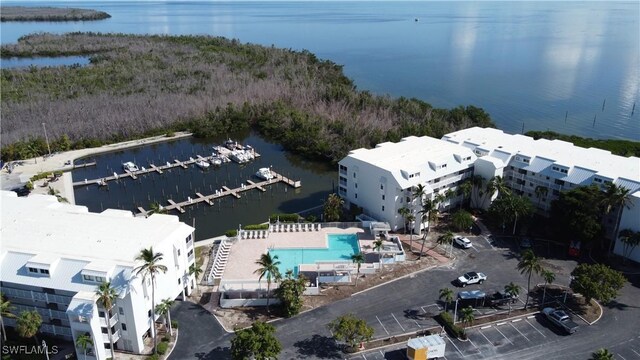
136,170,300,216
72,161,97,169
72,151,259,187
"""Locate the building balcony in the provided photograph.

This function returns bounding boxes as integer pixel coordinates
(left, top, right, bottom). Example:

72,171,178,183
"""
102,329,121,343
99,313,119,327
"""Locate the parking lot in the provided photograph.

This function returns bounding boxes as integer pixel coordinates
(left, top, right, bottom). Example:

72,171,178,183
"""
351,312,593,360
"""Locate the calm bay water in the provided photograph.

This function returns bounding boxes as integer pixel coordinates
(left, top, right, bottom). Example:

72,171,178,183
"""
72,132,336,240
1,1,638,140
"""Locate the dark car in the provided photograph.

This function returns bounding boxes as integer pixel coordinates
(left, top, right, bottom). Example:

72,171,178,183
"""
11,186,31,197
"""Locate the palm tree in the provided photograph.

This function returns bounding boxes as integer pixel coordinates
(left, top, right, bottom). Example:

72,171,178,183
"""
16,310,42,345
444,189,456,211
76,333,93,360
618,229,640,263
0,293,16,342
96,281,117,359
189,264,203,294
350,253,365,286
458,180,473,209
439,288,454,312
534,185,549,210
398,207,411,234
254,253,282,311
541,269,555,306
148,202,167,216
134,247,168,355
602,183,633,255
155,298,174,336
509,195,533,235
406,213,416,252
470,175,485,208
418,199,437,259
488,176,510,199
460,306,475,332
517,249,543,309
504,282,521,315
437,231,455,257
373,239,385,269
591,348,615,360
412,184,427,207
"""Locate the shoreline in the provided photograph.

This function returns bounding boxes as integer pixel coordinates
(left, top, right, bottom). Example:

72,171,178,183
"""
0,132,192,203
0,6,111,22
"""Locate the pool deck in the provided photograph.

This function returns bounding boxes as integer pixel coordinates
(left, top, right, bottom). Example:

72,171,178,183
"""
223,227,365,281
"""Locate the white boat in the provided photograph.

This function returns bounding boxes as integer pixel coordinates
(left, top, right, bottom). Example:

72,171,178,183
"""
229,150,250,164
209,156,222,166
122,161,139,172
256,167,274,180
195,159,210,169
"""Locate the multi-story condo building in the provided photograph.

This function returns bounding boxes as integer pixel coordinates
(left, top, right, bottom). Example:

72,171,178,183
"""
1,191,195,359
338,128,640,262
338,135,477,233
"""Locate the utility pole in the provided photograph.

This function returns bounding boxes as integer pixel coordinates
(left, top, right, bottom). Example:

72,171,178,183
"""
42,122,51,156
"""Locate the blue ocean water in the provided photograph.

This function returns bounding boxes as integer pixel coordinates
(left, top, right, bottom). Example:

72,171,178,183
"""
1,1,638,140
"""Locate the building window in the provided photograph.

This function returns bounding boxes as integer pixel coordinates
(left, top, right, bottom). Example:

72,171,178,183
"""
381,206,385,211
554,179,565,186
83,275,95,282
121,323,127,331
177,249,181,256
95,276,105,282
355,194,358,199
187,249,194,258
406,197,411,203
185,234,192,244
353,173,356,178
178,278,181,285
382,195,385,200
380,184,384,190
148,310,152,317
28,267,38,273
339,165,347,172
119,307,124,315
355,183,358,189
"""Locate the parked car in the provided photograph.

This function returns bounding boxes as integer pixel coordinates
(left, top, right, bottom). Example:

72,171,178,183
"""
485,291,518,307
454,236,472,249
542,307,579,334
456,271,487,287
457,290,487,307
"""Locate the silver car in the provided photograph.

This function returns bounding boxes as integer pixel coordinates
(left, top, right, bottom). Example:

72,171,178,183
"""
454,235,472,249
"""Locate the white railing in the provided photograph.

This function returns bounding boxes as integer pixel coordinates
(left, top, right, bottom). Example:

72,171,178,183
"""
99,313,119,327
102,329,121,342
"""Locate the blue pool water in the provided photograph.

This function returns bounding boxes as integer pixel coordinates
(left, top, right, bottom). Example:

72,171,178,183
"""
269,233,360,276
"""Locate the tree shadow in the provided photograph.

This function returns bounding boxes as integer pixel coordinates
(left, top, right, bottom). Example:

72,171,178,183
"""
403,308,428,320
293,334,342,359
605,299,639,310
194,346,232,360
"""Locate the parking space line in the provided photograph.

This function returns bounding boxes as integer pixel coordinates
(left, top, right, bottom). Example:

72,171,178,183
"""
379,350,385,357
414,320,422,328
482,236,495,250
444,335,466,357
471,245,480,253
468,337,480,351
631,349,640,357
391,313,406,332
478,330,493,345
494,326,514,345
361,353,367,360
509,322,530,342
617,354,627,360
525,319,546,338
376,315,389,335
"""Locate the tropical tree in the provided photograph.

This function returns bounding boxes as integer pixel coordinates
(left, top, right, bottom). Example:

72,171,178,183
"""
590,348,615,360
323,193,344,222
488,194,533,235
328,313,374,351
155,298,174,336
504,282,521,315
444,188,456,211
418,199,437,259
373,239,385,270
96,281,117,359
254,253,282,311
16,310,42,345
406,213,416,251
134,247,168,355
458,179,473,209
76,333,94,360
541,270,556,306
412,184,427,207
437,231,455,257
451,210,474,232
517,249,543,309
0,293,16,342
398,207,411,234
148,202,168,216
439,288,454,312
618,229,640,263
350,253,365,286
273,270,307,317
550,185,604,246
470,175,485,208
460,306,475,331
487,176,510,200
601,183,633,255
189,263,203,293
534,185,549,209
231,321,281,360
570,263,626,304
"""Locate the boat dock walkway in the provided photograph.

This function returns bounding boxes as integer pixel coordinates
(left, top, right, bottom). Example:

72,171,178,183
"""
136,170,301,216
72,153,258,187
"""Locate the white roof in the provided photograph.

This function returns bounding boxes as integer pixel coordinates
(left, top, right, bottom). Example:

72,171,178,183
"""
342,136,476,189
443,127,640,190
407,335,445,350
0,191,193,292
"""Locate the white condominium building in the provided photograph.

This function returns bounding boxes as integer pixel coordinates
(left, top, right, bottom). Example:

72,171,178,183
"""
338,127,640,262
0,191,195,359
338,136,477,233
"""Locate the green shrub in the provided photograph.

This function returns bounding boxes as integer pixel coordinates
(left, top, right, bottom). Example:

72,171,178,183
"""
162,335,171,342
156,341,168,355
30,171,53,182
146,355,159,360
225,229,238,237
25,181,34,190
165,132,175,137
437,311,466,339
269,213,300,223
171,319,178,329
243,224,269,230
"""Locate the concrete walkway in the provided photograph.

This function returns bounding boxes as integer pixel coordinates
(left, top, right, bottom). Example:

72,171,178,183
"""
396,234,450,263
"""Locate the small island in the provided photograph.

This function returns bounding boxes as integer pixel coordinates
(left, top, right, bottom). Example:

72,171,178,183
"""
0,6,111,22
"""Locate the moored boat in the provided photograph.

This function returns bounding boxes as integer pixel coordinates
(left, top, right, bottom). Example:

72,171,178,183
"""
195,159,210,169
122,161,139,172
255,167,274,180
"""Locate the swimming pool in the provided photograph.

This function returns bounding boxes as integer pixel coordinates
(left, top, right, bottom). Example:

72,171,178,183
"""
269,233,360,276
